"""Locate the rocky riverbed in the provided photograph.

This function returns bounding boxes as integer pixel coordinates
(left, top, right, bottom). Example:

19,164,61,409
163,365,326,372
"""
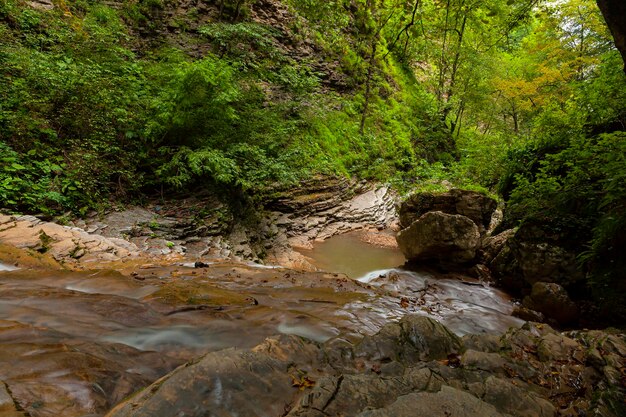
108,316,626,417
0,182,624,416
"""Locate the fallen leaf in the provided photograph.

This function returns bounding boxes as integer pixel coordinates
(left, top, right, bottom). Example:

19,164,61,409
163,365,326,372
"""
291,375,315,390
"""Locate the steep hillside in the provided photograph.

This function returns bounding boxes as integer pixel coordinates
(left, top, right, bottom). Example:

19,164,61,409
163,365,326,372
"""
0,0,451,215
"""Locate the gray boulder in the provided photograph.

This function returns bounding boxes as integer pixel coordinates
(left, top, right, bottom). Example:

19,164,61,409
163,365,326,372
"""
396,211,480,264
356,385,506,417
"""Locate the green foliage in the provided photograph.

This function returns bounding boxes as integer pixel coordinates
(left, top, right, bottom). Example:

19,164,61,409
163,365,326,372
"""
148,56,241,148
0,0,563,215
0,142,65,214
498,47,626,311
502,131,626,315
199,22,280,62
0,1,146,213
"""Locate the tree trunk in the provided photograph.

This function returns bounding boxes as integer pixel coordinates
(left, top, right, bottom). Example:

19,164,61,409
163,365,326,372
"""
360,42,378,135
597,0,626,72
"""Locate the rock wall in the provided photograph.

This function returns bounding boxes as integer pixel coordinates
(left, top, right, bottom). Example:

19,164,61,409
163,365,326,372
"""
484,222,586,326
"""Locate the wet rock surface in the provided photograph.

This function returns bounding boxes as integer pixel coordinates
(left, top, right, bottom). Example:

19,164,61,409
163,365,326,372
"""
0,243,526,416
0,261,362,417
108,318,626,417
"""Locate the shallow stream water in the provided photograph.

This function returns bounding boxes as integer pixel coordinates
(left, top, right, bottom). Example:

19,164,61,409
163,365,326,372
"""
0,232,523,416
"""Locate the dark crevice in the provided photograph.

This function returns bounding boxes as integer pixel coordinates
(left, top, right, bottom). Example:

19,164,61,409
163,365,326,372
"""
321,375,344,412
3,382,31,416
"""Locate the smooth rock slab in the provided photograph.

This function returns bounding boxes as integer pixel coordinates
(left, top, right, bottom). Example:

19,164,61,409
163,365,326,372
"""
106,337,317,417
0,380,27,416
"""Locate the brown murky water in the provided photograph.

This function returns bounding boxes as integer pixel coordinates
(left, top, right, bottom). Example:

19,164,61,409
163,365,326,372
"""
298,231,406,279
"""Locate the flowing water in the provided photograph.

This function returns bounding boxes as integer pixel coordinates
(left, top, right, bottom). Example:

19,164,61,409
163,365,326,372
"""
0,262,17,271
0,232,523,416
302,231,523,336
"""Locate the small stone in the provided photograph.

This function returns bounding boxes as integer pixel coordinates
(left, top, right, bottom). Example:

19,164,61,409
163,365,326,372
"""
461,350,507,373
512,306,546,323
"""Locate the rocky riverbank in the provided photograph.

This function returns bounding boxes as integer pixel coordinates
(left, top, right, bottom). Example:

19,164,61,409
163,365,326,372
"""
393,188,612,329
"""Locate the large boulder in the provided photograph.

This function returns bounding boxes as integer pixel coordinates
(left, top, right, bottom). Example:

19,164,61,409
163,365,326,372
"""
396,211,480,264
523,282,579,326
489,224,584,292
399,189,497,232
